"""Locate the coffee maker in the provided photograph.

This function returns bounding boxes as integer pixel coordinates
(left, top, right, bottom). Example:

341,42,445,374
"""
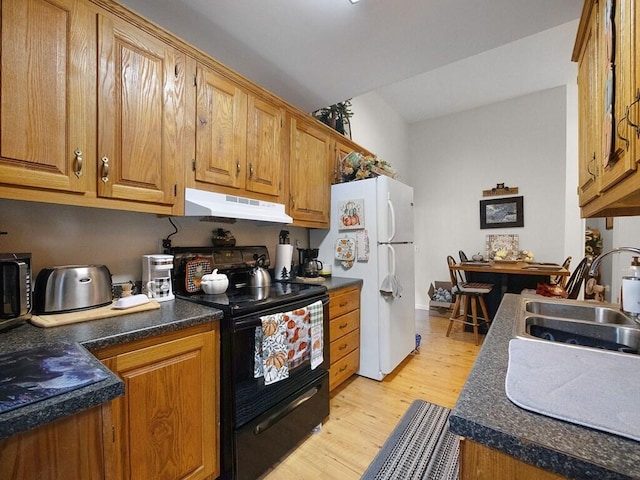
142,254,175,302
297,248,323,278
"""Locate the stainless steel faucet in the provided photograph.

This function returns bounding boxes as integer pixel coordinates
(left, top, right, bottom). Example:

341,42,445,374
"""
588,247,640,277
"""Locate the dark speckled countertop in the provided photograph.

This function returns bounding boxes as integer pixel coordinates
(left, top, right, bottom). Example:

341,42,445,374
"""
318,276,363,292
450,294,640,479
0,299,222,440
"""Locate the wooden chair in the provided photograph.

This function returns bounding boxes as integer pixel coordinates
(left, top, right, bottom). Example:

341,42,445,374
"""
445,256,494,346
565,256,591,300
551,256,572,287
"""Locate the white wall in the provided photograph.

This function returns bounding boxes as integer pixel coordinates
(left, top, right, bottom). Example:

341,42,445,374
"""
350,92,410,184
609,217,640,304
408,86,580,309
0,199,308,284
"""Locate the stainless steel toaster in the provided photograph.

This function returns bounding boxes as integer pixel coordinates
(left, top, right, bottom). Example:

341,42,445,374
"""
33,265,113,314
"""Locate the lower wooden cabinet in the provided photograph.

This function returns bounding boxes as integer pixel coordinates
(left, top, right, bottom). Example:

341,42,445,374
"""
99,323,219,480
0,405,107,480
459,438,567,480
328,285,361,391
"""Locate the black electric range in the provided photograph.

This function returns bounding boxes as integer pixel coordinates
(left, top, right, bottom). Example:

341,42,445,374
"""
178,281,326,316
170,246,330,480
170,245,326,315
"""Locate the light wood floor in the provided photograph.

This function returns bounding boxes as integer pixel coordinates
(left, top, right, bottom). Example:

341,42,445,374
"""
261,309,483,479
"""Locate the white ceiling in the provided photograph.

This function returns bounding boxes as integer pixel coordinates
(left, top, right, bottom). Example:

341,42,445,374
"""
118,0,584,123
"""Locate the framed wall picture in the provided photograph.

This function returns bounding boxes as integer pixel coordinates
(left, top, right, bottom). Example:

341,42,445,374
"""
480,196,524,229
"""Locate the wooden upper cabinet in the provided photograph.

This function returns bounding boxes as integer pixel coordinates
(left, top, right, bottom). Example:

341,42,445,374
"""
97,14,178,205
601,0,636,192
195,64,248,190
575,0,640,217
0,0,96,193
246,96,284,197
289,117,332,227
576,1,601,207
194,63,283,200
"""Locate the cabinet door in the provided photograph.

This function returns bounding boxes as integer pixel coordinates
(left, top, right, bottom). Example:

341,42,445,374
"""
0,406,106,480
97,14,178,205
289,118,332,226
0,0,95,193
195,64,248,190
601,0,637,191
105,330,218,480
577,4,601,207
246,96,283,198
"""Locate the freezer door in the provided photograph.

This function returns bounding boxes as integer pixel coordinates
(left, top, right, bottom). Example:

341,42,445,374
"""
376,176,414,244
377,243,416,375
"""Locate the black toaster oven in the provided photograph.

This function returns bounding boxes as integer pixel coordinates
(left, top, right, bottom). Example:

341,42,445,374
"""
0,253,32,331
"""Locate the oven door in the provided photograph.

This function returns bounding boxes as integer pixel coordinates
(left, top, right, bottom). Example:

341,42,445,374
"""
234,370,328,480
221,293,330,480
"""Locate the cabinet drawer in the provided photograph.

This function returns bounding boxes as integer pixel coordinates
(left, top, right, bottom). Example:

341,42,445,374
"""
329,287,360,318
330,348,359,391
330,328,360,363
329,309,360,340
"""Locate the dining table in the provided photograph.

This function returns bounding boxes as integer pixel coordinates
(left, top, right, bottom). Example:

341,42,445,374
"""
451,260,570,321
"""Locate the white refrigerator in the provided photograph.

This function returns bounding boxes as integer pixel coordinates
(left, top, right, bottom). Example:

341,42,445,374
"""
310,176,416,381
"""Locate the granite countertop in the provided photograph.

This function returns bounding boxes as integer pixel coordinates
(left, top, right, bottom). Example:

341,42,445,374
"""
319,276,363,292
450,293,640,479
0,299,222,440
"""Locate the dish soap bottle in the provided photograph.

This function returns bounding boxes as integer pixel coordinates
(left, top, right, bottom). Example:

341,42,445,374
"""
630,256,640,277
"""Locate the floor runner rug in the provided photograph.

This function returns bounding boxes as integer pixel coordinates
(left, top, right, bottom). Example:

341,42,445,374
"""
361,400,459,480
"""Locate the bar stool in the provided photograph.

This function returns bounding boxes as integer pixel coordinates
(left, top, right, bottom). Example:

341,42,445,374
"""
445,255,493,346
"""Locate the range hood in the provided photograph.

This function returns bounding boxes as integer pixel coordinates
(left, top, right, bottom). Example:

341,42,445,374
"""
184,188,292,224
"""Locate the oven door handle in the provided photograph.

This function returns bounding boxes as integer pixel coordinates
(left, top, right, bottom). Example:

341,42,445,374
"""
253,384,321,435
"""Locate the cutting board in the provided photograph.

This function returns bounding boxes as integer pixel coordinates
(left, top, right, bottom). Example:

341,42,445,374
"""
31,300,161,328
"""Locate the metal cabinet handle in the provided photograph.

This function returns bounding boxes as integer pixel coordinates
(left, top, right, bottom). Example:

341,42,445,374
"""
626,90,640,137
587,153,597,180
339,322,348,329
616,109,630,151
248,162,254,178
236,160,241,176
101,156,110,183
289,194,295,209
74,149,83,178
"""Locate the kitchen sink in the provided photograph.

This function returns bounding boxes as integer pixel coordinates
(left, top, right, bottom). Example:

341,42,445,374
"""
524,300,635,325
516,297,640,355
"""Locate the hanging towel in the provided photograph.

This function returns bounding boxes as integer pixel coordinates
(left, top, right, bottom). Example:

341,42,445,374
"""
309,300,324,370
260,312,289,385
335,237,356,269
254,326,264,378
286,306,311,369
380,274,403,299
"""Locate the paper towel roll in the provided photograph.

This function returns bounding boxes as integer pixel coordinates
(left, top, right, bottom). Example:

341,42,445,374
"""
275,244,294,280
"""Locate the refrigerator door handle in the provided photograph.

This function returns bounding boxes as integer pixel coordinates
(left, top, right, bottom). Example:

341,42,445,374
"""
387,198,396,242
388,244,396,274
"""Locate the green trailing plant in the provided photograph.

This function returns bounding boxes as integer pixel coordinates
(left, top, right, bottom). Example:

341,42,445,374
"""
312,100,353,136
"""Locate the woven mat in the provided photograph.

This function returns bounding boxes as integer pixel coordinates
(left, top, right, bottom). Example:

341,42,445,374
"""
361,400,459,480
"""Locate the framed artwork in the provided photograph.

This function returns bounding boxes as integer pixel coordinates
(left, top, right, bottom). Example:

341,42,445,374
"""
480,196,524,229
338,199,364,230
606,217,614,230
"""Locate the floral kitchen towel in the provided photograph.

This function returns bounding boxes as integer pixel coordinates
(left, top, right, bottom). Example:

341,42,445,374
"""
286,307,310,369
309,300,324,370
254,326,264,378
260,313,289,385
